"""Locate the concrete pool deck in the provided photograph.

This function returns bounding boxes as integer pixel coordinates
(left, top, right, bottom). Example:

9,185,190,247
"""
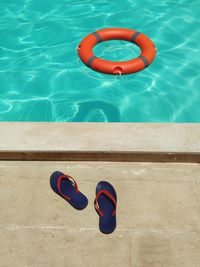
0,123,200,162
1,161,200,266
0,122,200,266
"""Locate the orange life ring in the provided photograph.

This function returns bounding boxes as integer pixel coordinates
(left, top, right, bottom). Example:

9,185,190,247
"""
77,28,156,75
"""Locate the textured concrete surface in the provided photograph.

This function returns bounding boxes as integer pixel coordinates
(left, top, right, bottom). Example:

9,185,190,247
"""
0,122,200,152
0,161,200,266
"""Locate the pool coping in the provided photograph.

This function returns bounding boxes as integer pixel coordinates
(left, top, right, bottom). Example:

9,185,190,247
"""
0,122,200,162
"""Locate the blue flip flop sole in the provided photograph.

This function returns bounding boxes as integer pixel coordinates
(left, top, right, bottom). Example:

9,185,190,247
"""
50,171,88,210
95,181,117,234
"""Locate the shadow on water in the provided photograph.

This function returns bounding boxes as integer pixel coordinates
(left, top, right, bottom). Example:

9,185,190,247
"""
72,100,120,122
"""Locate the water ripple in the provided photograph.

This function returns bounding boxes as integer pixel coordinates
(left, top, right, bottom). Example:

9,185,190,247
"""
0,0,199,121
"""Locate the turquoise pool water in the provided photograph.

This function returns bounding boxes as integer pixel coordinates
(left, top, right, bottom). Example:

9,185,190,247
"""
0,0,200,122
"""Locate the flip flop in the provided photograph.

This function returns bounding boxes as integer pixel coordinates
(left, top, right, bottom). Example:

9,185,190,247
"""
50,171,88,210
94,181,117,234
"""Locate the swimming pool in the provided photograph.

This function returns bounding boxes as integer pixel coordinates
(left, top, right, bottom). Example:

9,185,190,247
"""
0,0,199,122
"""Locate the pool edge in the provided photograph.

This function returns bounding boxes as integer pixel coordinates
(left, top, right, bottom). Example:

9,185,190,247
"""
0,122,200,162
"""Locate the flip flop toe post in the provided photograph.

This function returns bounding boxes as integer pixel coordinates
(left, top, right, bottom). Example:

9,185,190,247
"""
50,171,88,210
94,181,117,234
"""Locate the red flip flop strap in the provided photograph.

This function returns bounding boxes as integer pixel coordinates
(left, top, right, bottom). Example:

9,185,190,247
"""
94,199,104,217
95,189,117,217
57,174,79,200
